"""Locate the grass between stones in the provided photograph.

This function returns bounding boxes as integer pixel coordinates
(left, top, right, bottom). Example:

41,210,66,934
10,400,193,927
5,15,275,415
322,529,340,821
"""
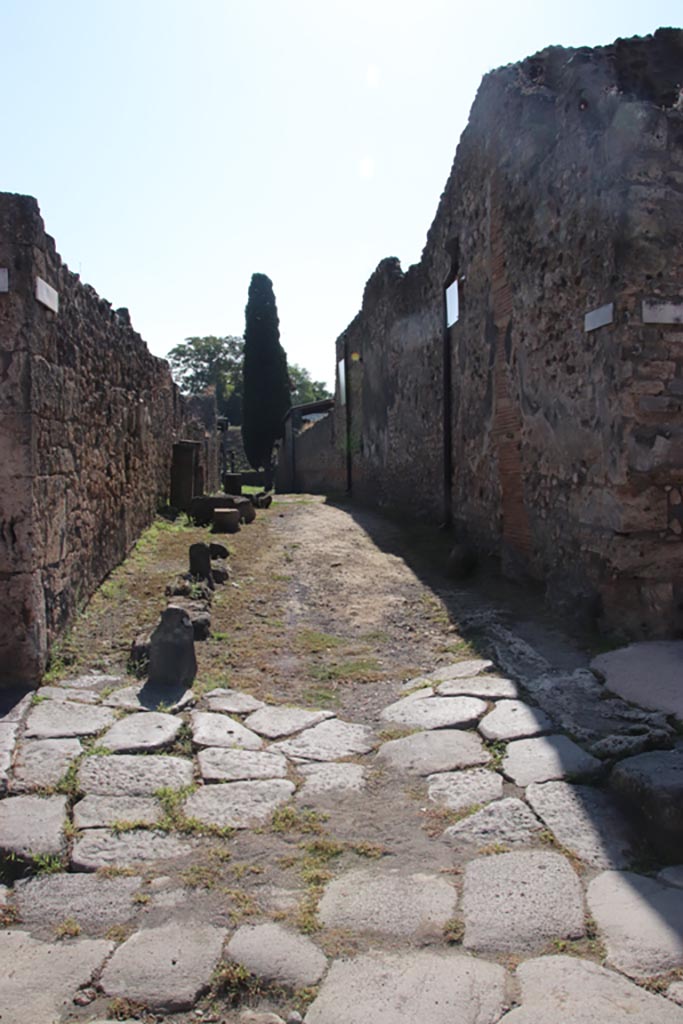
421,803,483,838
54,916,81,939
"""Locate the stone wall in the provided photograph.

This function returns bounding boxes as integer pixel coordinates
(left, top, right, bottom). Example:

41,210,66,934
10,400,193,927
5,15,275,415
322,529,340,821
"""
318,29,683,637
277,406,346,495
0,193,183,685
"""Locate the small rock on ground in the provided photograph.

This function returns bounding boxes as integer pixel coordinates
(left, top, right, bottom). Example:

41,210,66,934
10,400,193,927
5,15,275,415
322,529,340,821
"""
10,737,81,791
99,711,182,753
244,706,335,738
272,719,375,761
375,730,490,775
380,695,487,730
296,762,365,800
24,701,115,739
498,955,683,1023
305,949,506,1024
184,780,295,828
14,872,142,934
78,754,193,796
526,781,636,869
503,735,601,787
463,851,585,953
190,710,263,750
100,921,225,1011
0,931,113,1024
72,795,163,829
72,829,194,871
0,794,67,858
318,867,457,938
428,768,503,813
587,870,683,978
227,922,327,986
197,747,288,782
478,700,553,742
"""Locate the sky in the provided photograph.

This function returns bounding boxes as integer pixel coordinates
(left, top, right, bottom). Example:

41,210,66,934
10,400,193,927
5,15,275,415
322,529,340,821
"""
3,1,681,389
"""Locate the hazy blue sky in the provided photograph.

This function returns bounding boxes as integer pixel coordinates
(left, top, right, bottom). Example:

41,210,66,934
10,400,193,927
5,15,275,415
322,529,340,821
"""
3,1,680,387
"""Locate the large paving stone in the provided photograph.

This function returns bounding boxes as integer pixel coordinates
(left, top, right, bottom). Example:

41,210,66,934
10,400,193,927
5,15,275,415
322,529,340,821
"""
24,701,115,739
587,870,683,977
244,706,335,738
503,735,602,787
462,851,585,953
376,729,490,775
198,748,288,782
72,829,194,870
428,768,503,813
100,921,225,1011
443,797,543,848
380,695,487,730
297,762,365,801
478,700,552,742
592,640,683,720
436,675,520,699
227,922,326,986
14,872,142,934
0,794,67,858
73,795,162,829
526,781,636,868
10,737,81,791
191,710,263,749
610,747,683,843
78,754,193,795
38,685,100,703
100,711,182,752
206,687,265,714
184,780,295,828
272,719,375,761
318,867,456,938
498,954,683,1024
1,722,21,793
0,931,113,1024
659,865,683,888
305,949,506,1024
103,683,195,712
60,672,124,690
428,659,496,681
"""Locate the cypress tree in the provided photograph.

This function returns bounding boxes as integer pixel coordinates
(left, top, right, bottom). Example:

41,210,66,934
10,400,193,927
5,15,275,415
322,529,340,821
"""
241,273,291,487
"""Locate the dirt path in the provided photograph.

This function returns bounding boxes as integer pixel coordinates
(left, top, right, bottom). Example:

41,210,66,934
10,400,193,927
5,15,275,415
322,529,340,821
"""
0,496,680,1024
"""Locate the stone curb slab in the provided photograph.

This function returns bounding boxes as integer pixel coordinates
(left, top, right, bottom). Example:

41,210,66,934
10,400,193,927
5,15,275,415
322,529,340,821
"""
478,700,552,742
503,735,602,787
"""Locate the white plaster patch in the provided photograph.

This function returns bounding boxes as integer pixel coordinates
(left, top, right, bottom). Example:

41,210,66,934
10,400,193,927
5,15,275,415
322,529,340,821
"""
0,268,8,292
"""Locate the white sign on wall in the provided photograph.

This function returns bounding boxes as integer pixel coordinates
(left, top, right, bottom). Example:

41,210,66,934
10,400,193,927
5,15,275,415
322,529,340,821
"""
584,302,614,332
642,300,683,325
0,269,8,293
36,276,59,313
338,359,346,406
445,280,459,327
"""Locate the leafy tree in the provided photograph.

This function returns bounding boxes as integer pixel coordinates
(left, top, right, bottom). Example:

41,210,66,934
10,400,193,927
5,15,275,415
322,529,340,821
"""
166,335,243,419
242,274,291,486
288,363,332,406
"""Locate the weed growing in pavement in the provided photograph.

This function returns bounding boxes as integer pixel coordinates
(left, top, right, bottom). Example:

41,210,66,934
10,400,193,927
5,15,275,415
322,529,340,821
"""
348,840,387,858
270,806,328,835
483,739,507,771
422,804,482,838
97,866,136,879
164,722,194,758
211,962,261,1005
0,903,19,926
54,917,81,939
153,785,234,839
107,996,150,1019
32,852,65,874
443,917,465,944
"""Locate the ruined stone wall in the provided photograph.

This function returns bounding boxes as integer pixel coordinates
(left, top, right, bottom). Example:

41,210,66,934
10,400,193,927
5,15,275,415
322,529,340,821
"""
292,413,346,495
0,194,183,685
334,259,444,521
328,29,683,636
